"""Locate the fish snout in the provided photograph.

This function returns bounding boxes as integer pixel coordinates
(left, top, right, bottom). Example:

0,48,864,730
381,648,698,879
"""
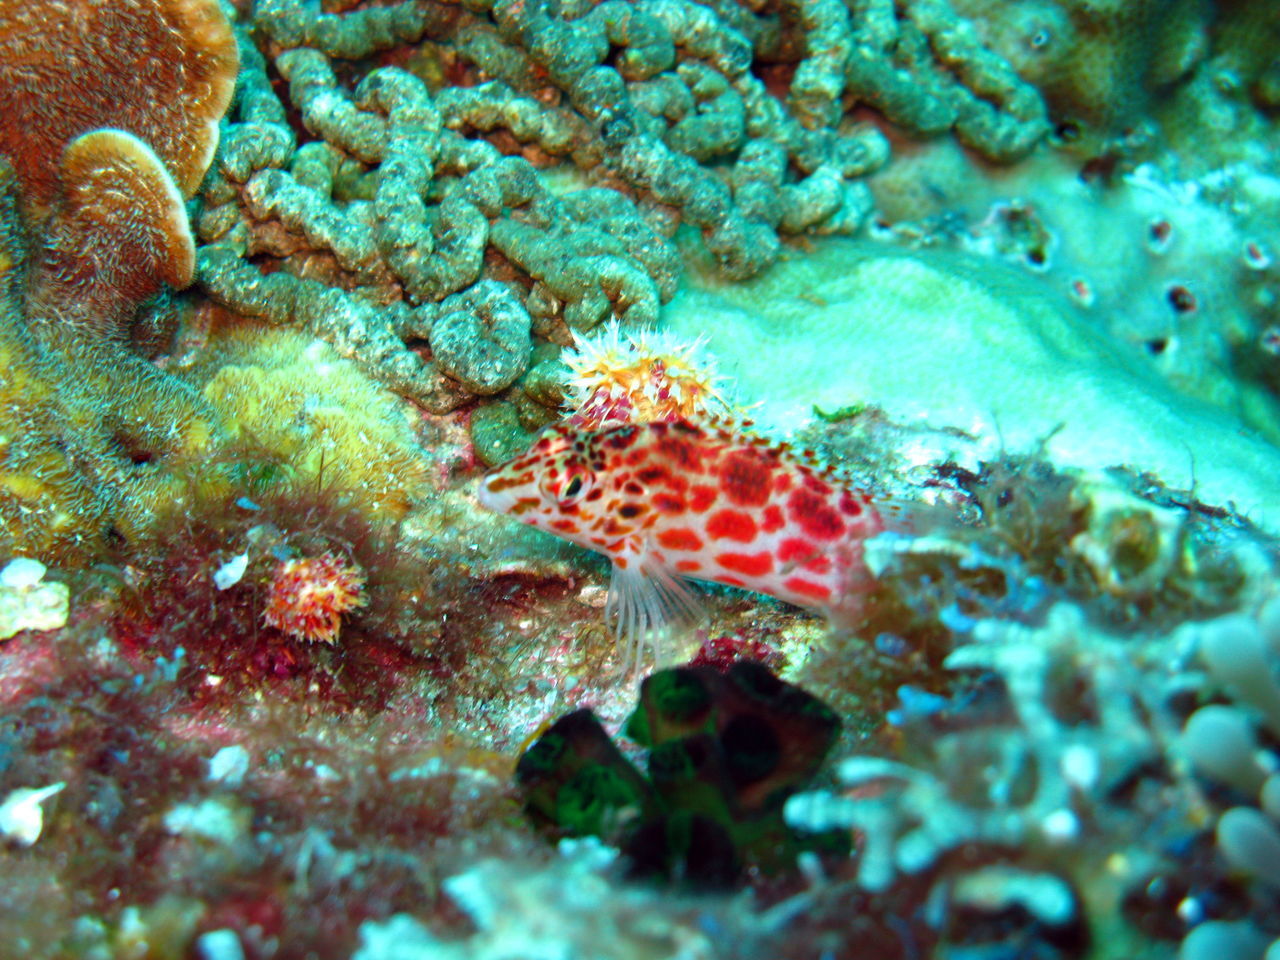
476,471,515,514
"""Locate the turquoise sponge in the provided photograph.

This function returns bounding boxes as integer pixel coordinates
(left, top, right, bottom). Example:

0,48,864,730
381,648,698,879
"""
667,238,1280,532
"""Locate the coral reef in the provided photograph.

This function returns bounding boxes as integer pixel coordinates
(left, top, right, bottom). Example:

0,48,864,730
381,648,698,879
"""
782,598,1280,958
105,448,441,711
864,148,1280,440
837,0,1051,159
0,0,237,212
4,0,1280,958
191,0,1280,465
187,322,436,519
0,157,218,563
665,237,1280,529
954,0,1210,141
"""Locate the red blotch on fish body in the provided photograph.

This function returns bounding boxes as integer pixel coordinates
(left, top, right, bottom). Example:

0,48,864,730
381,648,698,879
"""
838,492,864,516
808,554,833,575
653,494,687,514
689,485,718,512
787,489,845,540
675,559,702,573
706,509,758,543
716,551,774,577
778,537,831,574
641,468,689,493
761,504,785,533
802,473,832,496
655,433,704,471
605,426,640,449
778,538,815,563
719,449,773,507
657,528,704,551
783,576,833,601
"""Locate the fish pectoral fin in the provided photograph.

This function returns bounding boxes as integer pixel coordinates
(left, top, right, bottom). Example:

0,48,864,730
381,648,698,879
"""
605,555,704,669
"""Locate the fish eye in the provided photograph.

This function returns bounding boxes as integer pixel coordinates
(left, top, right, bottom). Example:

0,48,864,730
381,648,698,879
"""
559,470,593,505
539,465,594,506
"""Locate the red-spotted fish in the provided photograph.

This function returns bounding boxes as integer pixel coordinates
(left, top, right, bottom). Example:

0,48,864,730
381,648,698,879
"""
477,418,891,653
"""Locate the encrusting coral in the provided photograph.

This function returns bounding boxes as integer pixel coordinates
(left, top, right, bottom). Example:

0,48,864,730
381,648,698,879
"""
190,0,1280,476
189,322,435,520
954,0,1210,141
837,0,1051,160
0,0,239,562
0,162,214,562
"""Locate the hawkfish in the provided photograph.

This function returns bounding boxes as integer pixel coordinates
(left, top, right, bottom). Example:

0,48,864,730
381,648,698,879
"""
478,418,899,660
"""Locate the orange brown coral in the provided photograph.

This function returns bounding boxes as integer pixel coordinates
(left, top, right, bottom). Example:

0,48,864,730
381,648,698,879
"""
28,130,196,331
0,0,238,212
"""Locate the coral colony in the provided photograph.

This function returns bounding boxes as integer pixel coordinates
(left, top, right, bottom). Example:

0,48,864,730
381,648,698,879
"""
3,0,1280,959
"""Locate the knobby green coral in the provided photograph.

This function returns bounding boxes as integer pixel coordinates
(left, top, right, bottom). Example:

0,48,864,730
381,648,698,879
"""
197,0,1054,416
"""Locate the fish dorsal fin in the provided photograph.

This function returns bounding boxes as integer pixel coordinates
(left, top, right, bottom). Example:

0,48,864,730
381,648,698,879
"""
605,545,704,674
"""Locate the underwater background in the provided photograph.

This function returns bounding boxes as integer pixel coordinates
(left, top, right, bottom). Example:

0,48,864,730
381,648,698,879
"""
1,0,1280,957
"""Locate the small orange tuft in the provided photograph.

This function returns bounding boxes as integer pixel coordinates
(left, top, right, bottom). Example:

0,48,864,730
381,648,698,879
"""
563,321,735,429
262,553,369,644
